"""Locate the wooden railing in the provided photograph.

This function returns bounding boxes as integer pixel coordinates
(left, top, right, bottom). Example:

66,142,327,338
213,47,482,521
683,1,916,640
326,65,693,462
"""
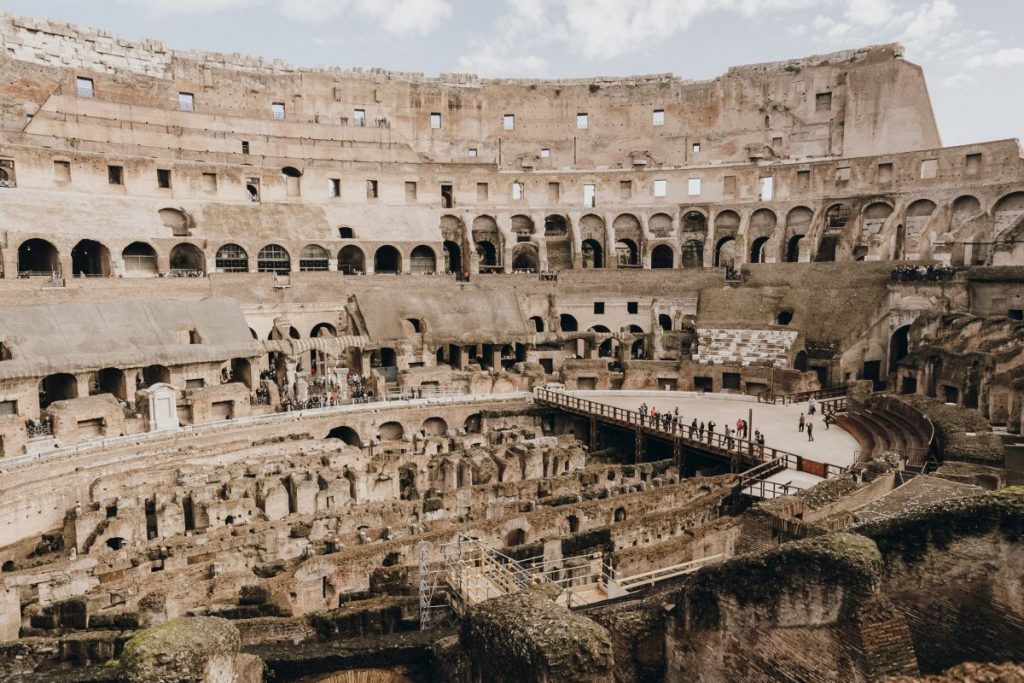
534,388,845,479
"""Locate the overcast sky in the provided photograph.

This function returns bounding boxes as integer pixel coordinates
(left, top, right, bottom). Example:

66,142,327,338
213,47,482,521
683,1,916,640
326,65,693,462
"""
1,0,1020,147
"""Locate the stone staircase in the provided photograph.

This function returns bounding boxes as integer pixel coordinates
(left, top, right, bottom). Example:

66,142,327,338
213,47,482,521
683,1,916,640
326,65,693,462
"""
693,328,798,368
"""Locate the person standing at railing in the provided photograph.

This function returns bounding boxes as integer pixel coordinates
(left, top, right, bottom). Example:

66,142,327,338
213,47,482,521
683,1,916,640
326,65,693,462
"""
707,421,715,442
690,418,698,438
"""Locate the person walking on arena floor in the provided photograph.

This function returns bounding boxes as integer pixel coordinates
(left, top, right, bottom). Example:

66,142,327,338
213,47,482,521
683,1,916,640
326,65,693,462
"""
798,413,805,432
807,422,814,442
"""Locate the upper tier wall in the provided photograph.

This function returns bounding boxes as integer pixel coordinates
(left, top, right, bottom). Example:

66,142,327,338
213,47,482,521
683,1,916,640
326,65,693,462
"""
0,11,940,166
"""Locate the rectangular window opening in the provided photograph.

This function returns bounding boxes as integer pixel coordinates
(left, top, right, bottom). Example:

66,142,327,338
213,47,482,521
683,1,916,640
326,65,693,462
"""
759,176,774,201
107,165,123,185
687,178,701,196
157,168,171,189
430,112,442,129
329,178,340,197
405,181,417,201
593,302,605,314
540,148,550,158
652,109,665,127
202,172,217,193
548,181,560,202
627,302,638,314
503,114,515,130
477,182,489,201
619,180,632,200
354,109,366,127
178,92,194,112
53,160,71,182
576,112,589,129
441,183,453,208
653,179,667,197
366,179,379,199
815,92,832,112
241,140,250,155
583,183,596,208
76,77,94,98
271,102,286,120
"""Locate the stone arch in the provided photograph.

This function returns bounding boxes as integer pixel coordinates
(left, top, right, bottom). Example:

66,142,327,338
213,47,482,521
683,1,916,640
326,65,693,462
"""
472,215,502,271
169,243,205,274
889,325,912,374
40,372,77,408
613,214,642,251
511,243,539,272
682,210,708,234
410,245,437,274
506,528,527,547
421,417,448,436
122,242,158,277
257,244,291,275
993,192,1024,237
71,239,111,277
18,238,59,275
338,245,365,274
615,239,640,267
559,314,579,332
582,239,604,268
786,235,804,263
863,202,894,236
378,421,405,441
464,413,482,433
658,314,672,331
326,425,362,447
158,207,190,237
681,239,704,268
215,244,249,273
825,204,851,230
544,214,569,237
748,208,777,236
143,364,171,387
749,236,770,264
443,241,462,274
714,236,736,268
511,214,535,242
579,214,605,243
650,244,674,269
97,367,127,400
529,316,545,333
714,210,741,234
649,212,673,238
374,245,402,274
298,244,330,272
952,195,982,224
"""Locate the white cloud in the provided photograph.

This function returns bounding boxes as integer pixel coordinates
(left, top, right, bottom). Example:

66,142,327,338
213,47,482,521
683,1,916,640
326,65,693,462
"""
941,72,974,88
355,0,453,37
966,47,1024,69
279,0,347,23
112,0,263,14
845,0,893,27
899,0,957,44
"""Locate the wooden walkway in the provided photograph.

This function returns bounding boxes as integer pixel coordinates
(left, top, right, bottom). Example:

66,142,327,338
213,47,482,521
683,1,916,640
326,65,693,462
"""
534,388,845,480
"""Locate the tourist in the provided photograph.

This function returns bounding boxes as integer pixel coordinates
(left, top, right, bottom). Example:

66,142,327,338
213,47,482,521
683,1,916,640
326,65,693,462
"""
690,418,698,438
698,421,705,439
808,398,816,415
707,421,716,440
798,413,805,432
823,413,832,430
807,422,814,442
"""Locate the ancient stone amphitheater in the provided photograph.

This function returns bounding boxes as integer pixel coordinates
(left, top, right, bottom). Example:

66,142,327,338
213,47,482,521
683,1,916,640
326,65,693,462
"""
0,11,1021,683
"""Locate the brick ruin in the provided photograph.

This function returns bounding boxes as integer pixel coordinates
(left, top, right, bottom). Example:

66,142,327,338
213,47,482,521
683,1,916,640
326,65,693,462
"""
0,10,1021,682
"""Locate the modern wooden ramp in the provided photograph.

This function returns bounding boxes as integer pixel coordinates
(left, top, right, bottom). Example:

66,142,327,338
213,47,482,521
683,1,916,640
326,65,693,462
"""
534,388,845,485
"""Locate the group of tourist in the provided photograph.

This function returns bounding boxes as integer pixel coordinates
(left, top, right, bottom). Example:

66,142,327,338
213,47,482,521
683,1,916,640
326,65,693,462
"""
636,403,764,454
890,264,958,282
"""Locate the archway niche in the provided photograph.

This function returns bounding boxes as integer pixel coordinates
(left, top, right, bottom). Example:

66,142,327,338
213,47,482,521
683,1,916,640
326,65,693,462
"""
410,245,437,274
511,244,539,273
40,373,78,409
97,367,126,400
338,245,365,274
443,241,462,274
18,239,59,275
379,421,405,441
122,242,158,276
257,244,291,275
71,239,111,276
681,239,704,268
582,239,604,268
169,243,205,275
421,417,448,436
889,325,912,374
560,314,579,332
142,365,171,388
786,235,804,263
506,528,527,547
714,237,736,268
615,239,639,267
326,425,362,447
749,236,770,263
230,358,252,389
650,244,674,269
374,246,402,274
659,314,672,331
215,244,249,273
298,244,329,272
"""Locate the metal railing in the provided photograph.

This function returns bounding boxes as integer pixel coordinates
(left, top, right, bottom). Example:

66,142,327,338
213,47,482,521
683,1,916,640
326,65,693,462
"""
535,387,846,479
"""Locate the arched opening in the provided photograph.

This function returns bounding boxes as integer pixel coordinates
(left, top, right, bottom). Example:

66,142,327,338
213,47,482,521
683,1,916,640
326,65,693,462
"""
421,417,448,436
681,239,704,268
404,318,423,335
257,244,291,275
379,421,405,441
630,339,644,359
749,236,770,264
374,245,402,274
512,244,539,272
464,413,482,433
338,245,365,275
143,365,171,387
122,242,158,277
326,426,362,447
650,244,674,269
777,310,794,326
615,239,639,267
825,204,851,230
613,507,627,523
511,215,535,242
281,166,302,196
298,244,329,272
529,316,545,333
659,314,672,331
506,528,527,547
1,560,14,572
582,239,604,268
993,192,1024,237
410,245,437,274
39,373,78,409
159,208,189,237
786,235,804,263
475,240,498,269
105,537,125,551
864,202,894,235
794,351,808,372
18,238,59,276
682,211,707,232
339,226,355,239
649,213,673,238
309,323,336,376
169,243,205,275
443,241,462,274
815,235,838,262
97,367,126,400
215,244,249,273
889,325,911,374
714,237,736,268
71,239,111,276
230,358,252,389
544,215,568,237
560,314,579,332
